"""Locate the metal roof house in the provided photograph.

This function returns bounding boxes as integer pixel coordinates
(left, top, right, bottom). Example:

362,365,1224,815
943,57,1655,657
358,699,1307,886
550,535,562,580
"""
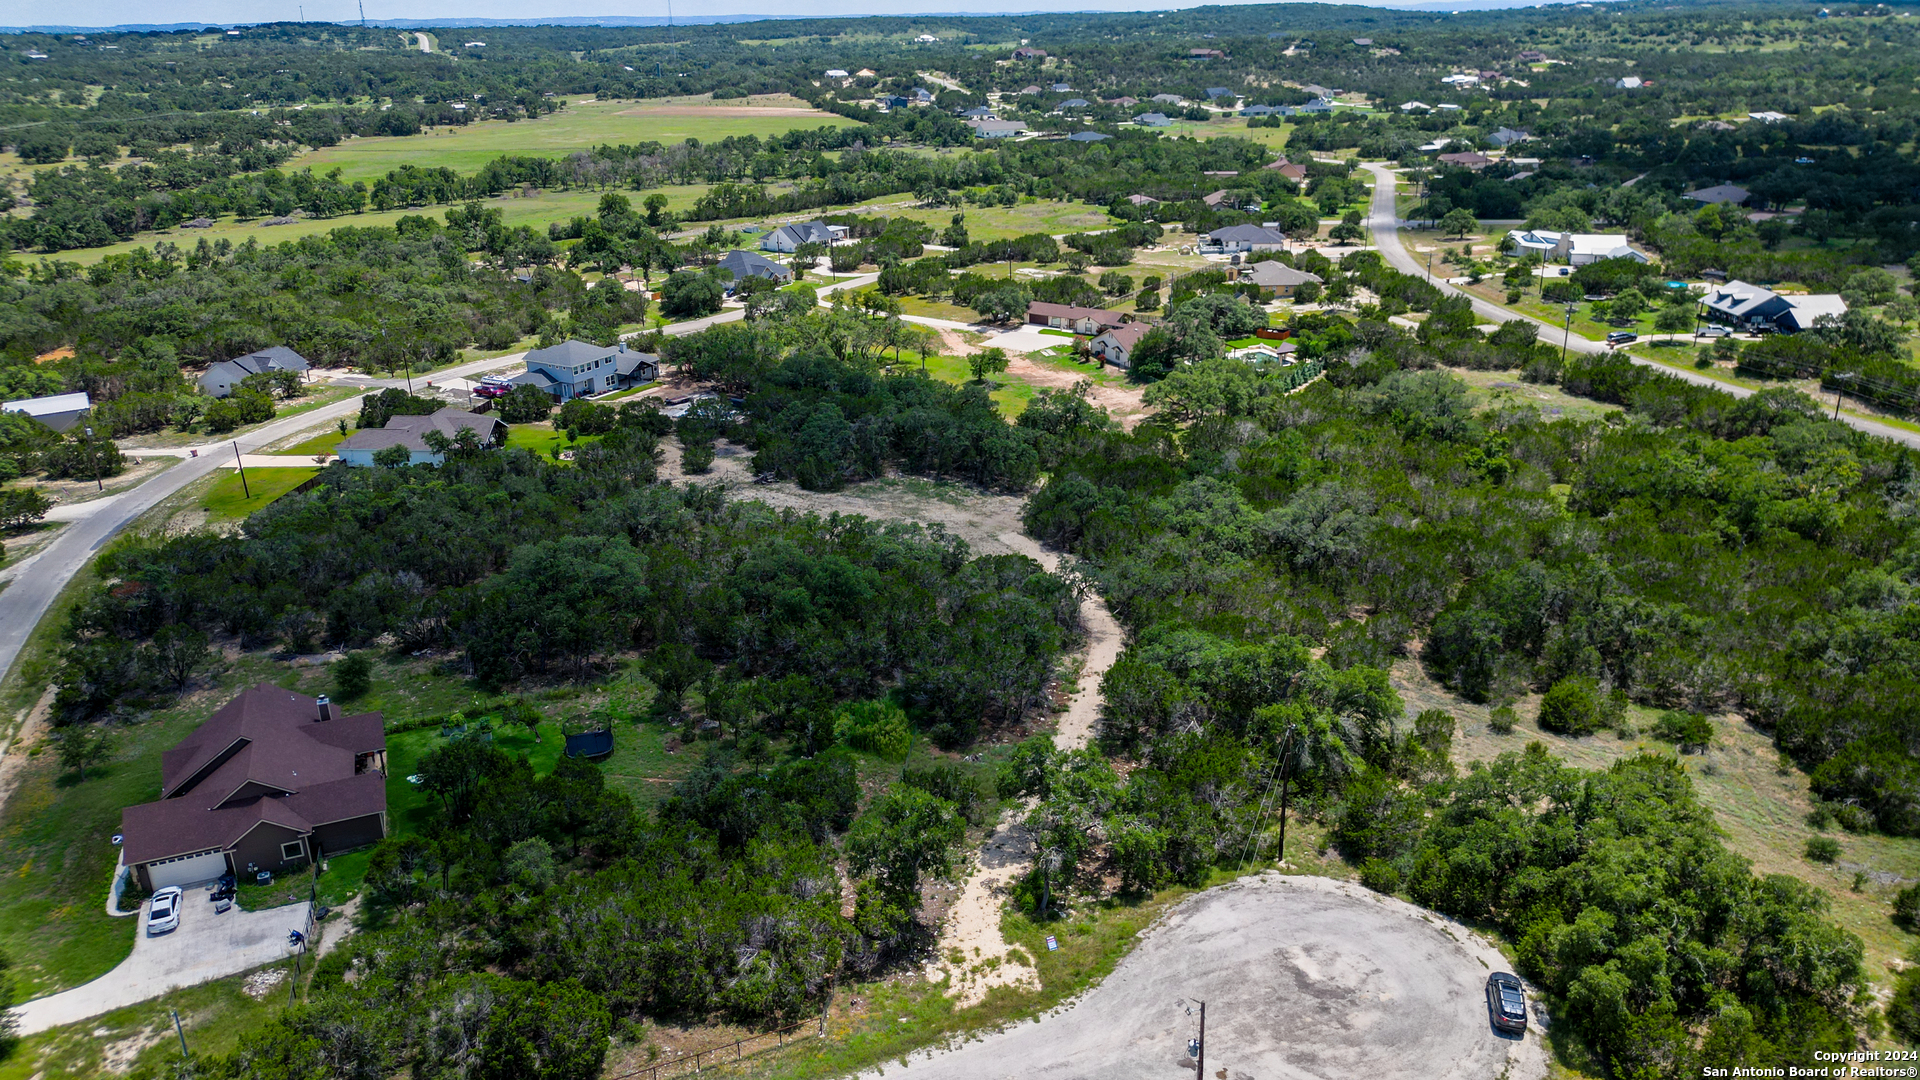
1,391,91,433
198,346,310,399
336,408,505,466
972,119,1028,139
1701,281,1847,333
1133,112,1173,127
1505,229,1648,266
511,340,661,401
1068,131,1112,142
119,685,388,891
1232,260,1325,297
1683,184,1751,206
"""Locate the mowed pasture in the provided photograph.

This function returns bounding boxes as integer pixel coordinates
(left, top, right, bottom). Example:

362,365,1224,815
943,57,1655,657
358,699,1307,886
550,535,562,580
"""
291,95,863,184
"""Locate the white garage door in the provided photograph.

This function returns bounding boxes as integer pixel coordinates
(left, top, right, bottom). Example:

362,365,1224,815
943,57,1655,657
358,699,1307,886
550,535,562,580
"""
146,850,229,889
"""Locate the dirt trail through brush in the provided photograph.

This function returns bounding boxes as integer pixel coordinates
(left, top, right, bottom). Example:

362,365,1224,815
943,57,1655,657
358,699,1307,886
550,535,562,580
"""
660,446,1126,1008
0,688,55,816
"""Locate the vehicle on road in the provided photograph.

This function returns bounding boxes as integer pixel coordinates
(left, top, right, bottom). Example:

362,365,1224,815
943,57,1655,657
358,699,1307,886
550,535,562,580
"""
1698,326,1730,338
1605,331,1638,346
147,887,183,935
1486,972,1527,1033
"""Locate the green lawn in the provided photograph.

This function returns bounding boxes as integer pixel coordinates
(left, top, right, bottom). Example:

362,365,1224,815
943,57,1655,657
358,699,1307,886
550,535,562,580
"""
503,422,607,462
918,354,1035,417
293,96,861,185
847,196,1119,244
201,467,320,522
276,430,348,457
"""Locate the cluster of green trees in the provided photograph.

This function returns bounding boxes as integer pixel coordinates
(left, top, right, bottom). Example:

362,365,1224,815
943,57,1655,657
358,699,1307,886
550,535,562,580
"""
1004,297,1903,1066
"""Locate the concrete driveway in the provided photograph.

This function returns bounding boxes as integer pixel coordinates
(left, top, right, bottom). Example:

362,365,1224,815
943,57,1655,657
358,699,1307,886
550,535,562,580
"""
875,873,1545,1080
14,891,311,1035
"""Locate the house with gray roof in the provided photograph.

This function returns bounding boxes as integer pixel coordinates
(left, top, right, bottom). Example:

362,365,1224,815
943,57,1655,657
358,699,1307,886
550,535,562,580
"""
1700,281,1846,333
1489,126,1531,147
1205,87,1234,100
1,391,91,433
761,220,847,253
1205,224,1290,251
1683,184,1751,206
1233,260,1325,297
198,346,310,399
1068,131,1112,142
512,340,661,401
718,249,794,285
972,119,1028,138
1134,112,1173,127
337,408,505,466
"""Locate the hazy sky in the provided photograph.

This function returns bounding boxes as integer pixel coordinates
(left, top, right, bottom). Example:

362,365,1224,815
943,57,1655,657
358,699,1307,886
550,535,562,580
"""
5,0,1371,31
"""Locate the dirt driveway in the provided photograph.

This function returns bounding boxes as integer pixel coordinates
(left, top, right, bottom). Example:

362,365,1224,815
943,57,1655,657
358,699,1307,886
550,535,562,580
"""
871,873,1547,1080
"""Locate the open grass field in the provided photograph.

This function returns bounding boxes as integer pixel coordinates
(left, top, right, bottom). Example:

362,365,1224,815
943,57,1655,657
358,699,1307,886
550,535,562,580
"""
291,96,862,185
200,467,319,523
849,193,1119,242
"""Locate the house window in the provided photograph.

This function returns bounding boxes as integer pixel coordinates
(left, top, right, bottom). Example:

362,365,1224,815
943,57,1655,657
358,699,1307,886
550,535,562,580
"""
280,840,305,862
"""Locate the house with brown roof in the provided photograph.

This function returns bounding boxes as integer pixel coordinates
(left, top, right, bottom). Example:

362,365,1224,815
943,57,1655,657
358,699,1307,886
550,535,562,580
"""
1264,157,1308,182
120,685,389,891
1232,260,1324,298
1090,323,1152,368
1437,151,1493,170
1027,302,1127,335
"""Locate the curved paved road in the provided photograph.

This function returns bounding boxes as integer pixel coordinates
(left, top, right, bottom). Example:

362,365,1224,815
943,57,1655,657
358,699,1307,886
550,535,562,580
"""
876,873,1544,1080
1359,163,1920,451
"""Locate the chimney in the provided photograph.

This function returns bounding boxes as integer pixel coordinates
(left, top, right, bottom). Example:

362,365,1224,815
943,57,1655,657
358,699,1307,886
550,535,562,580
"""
316,695,333,722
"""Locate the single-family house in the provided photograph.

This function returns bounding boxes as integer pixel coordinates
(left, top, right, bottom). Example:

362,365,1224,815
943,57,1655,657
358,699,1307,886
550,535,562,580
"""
960,105,995,119
1517,50,1548,62
856,69,877,78
972,119,1028,139
1202,189,1242,209
761,221,847,253
718,249,794,285
880,95,912,109
1441,73,1480,86
1297,98,1335,114
198,346,310,399
1232,260,1324,298
1151,93,1186,105
1013,47,1047,59
1019,85,1044,95
1489,126,1531,147
1438,151,1493,170
1504,229,1648,266
119,685,388,891
1126,194,1161,206
1090,323,1152,369
1106,96,1140,107
336,408,505,466
1205,87,1234,100
1134,112,1172,127
1241,105,1280,117
1190,49,1225,59
1748,110,1789,123
1683,184,1750,206
512,340,660,401
1264,157,1308,181
1057,98,1090,111
1400,100,1431,113
1206,224,1290,252
824,69,850,79
1615,76,1645,89
1301,84,1337,99
1051,82,1073,92
1026,302,1127,335
915,34,938,43
1700,281,1846,333
1,391,91,433
1068,131,1112,143
1351,38,1374,46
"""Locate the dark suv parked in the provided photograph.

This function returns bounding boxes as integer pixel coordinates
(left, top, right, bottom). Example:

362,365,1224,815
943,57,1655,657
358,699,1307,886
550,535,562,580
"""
1486,972,1528,1033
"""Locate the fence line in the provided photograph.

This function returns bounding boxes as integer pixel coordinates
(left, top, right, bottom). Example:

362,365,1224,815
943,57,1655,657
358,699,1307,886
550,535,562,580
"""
603,1014,824,1080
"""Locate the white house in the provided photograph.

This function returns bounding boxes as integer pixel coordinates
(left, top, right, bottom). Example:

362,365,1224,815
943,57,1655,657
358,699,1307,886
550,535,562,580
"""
1506,229,1649,266
1090,324,1152,369
1,391,91,433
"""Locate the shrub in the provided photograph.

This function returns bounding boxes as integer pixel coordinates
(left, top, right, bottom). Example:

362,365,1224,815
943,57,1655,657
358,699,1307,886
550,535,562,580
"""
1488,704,1518,734
1890,967,1920,1045
680,441,715,474
1805,836,1841,864
1538,676,1606,736
333,653,373,700
1652,710,1713,753
1359,857,1402,894
1807,804,1835,830
1893,885,1920,929
835,699,911,760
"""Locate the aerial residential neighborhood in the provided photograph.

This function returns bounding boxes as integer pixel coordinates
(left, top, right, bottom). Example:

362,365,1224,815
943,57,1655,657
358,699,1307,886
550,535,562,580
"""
0,3,1915,1079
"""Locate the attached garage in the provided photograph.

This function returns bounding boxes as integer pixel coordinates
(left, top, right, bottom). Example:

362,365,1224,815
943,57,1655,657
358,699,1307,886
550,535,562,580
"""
142,849,230,890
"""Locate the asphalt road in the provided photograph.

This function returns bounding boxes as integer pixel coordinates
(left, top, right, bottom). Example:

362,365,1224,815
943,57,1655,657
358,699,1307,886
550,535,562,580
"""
1358,163,1920,451
878,873,1544,1080
0,272,881,694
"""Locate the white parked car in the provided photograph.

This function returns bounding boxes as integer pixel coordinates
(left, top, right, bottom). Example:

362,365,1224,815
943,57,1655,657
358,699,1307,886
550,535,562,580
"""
147,886,183,935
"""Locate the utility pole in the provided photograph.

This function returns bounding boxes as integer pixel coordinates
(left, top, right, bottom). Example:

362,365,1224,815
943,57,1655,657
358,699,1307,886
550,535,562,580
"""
1561,303,1577,364
233,441,251,499
84,426,102,491
172,1009,189,1058
1197,999,1206,1080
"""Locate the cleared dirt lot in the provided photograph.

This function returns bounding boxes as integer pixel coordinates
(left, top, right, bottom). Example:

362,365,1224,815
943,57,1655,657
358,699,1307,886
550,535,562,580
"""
876,873,1546,1080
